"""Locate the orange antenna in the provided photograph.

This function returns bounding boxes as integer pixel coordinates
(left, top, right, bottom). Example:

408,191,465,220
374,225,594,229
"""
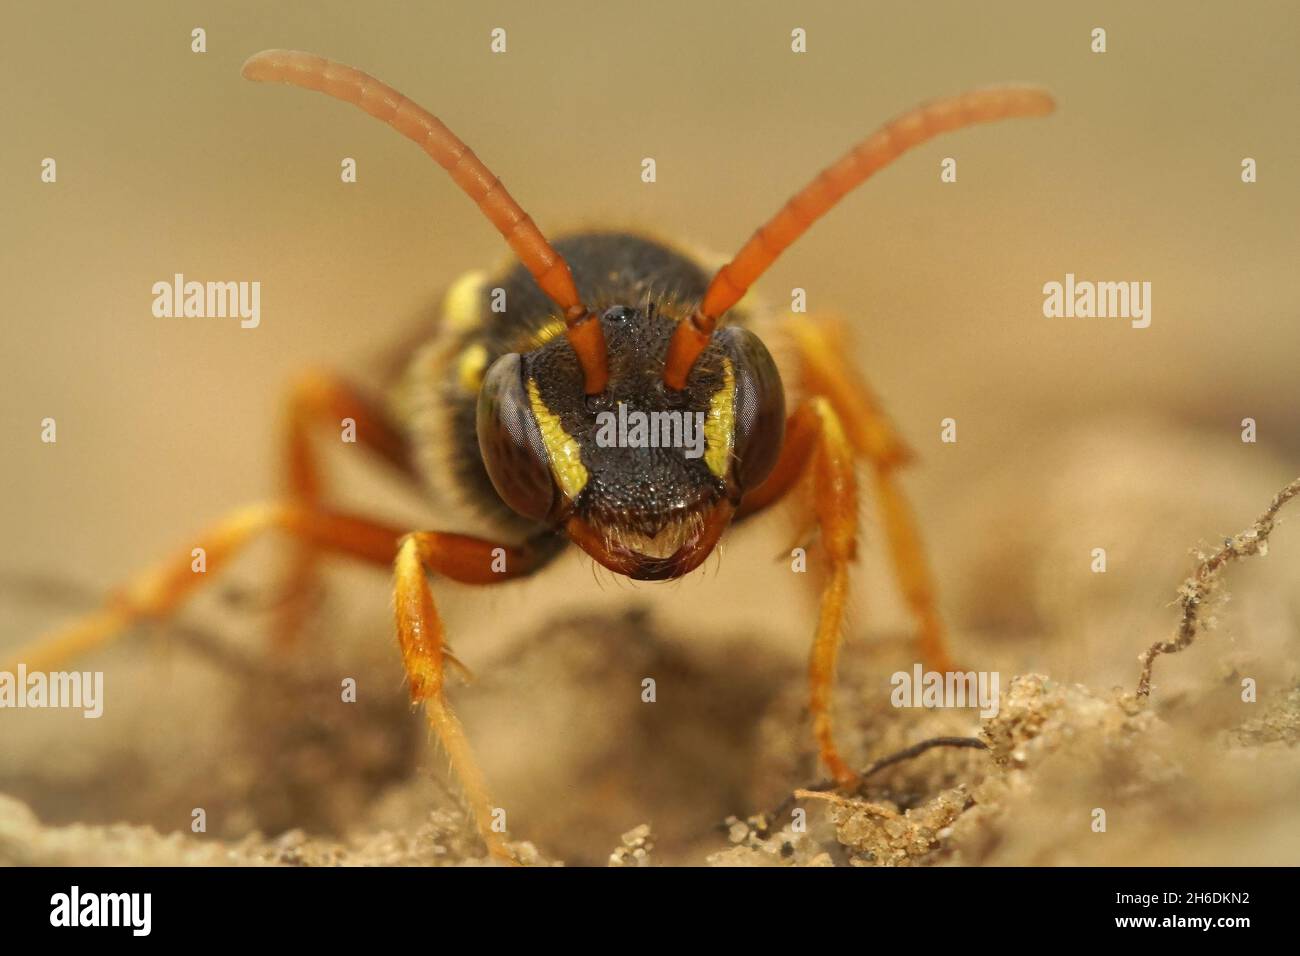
242,50,609,394
662,85,1056,389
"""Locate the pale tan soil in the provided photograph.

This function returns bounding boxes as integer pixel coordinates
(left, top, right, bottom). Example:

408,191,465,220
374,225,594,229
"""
4,561,1298,866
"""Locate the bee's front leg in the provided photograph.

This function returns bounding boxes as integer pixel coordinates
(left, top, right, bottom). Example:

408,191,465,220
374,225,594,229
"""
738,396,860,785
391,531,548,864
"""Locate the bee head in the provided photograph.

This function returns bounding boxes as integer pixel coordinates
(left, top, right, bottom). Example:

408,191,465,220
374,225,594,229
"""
476,302,784,579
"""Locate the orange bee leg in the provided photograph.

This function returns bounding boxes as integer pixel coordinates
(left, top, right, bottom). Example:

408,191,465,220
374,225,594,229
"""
393,531,548,863
739,398,860,785
2,504,405,675
5,501,550,862
788,314,956,674
276,368,413,649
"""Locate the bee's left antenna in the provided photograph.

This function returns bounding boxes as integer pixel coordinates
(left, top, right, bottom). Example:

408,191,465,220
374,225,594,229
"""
241,50,609,394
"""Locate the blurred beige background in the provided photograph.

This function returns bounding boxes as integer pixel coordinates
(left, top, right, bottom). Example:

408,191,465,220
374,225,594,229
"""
3,1,1300,852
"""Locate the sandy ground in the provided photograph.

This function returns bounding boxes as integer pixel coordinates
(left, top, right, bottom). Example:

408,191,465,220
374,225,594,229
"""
4,622,1299,866
3,453,1299,866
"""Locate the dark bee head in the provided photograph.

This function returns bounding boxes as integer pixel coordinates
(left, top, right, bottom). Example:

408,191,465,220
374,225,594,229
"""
477,303,784,579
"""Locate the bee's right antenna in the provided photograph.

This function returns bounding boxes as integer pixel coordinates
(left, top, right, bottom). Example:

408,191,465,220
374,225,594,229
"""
662,85,1056,390
242,50,610,395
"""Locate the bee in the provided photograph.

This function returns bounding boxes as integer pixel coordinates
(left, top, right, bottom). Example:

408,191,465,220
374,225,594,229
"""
8,50,1053,862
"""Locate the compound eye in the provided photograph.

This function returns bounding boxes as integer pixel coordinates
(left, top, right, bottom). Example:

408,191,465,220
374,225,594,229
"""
476,353,556,522
717,327,786,493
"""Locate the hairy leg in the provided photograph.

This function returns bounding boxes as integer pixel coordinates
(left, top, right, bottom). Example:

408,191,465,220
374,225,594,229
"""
789,315,955,673
2,503,403,674
393,532,546,862
741,398,860,784
5,501,551,861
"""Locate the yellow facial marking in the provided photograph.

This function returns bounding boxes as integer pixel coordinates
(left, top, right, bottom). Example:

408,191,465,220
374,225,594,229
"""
456,343,489,394
526,377,589,500
528,319,566,348
704,358,736,478
442,269,488,332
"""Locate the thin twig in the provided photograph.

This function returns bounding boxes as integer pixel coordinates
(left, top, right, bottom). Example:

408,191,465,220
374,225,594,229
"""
855,735,988,781
772,735,989,820
1137,476,1300,700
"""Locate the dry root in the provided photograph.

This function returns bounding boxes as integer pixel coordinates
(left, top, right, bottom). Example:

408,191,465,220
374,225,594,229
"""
1137,476,1300,699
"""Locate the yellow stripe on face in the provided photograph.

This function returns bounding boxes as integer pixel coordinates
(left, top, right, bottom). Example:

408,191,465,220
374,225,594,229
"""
529,319,566,347
526,377,589,500
704,358,736,479
456,343,489,394
442,269,488,332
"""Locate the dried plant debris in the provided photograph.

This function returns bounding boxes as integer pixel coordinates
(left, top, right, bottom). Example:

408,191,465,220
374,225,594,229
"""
712,673,1300,867
806,783,972,867
712,676,1105,867
1137,476,1300,699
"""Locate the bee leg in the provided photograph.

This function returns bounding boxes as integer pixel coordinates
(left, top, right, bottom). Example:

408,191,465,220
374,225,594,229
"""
787,314,956,674
739,398,860,785
7,504,542,861
277,369,413,649
2,504,405,674
393,532,545,864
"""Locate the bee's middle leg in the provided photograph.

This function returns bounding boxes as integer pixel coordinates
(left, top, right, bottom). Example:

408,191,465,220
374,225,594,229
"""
277,369,414,648
786,315,956,674
2,504,407,674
